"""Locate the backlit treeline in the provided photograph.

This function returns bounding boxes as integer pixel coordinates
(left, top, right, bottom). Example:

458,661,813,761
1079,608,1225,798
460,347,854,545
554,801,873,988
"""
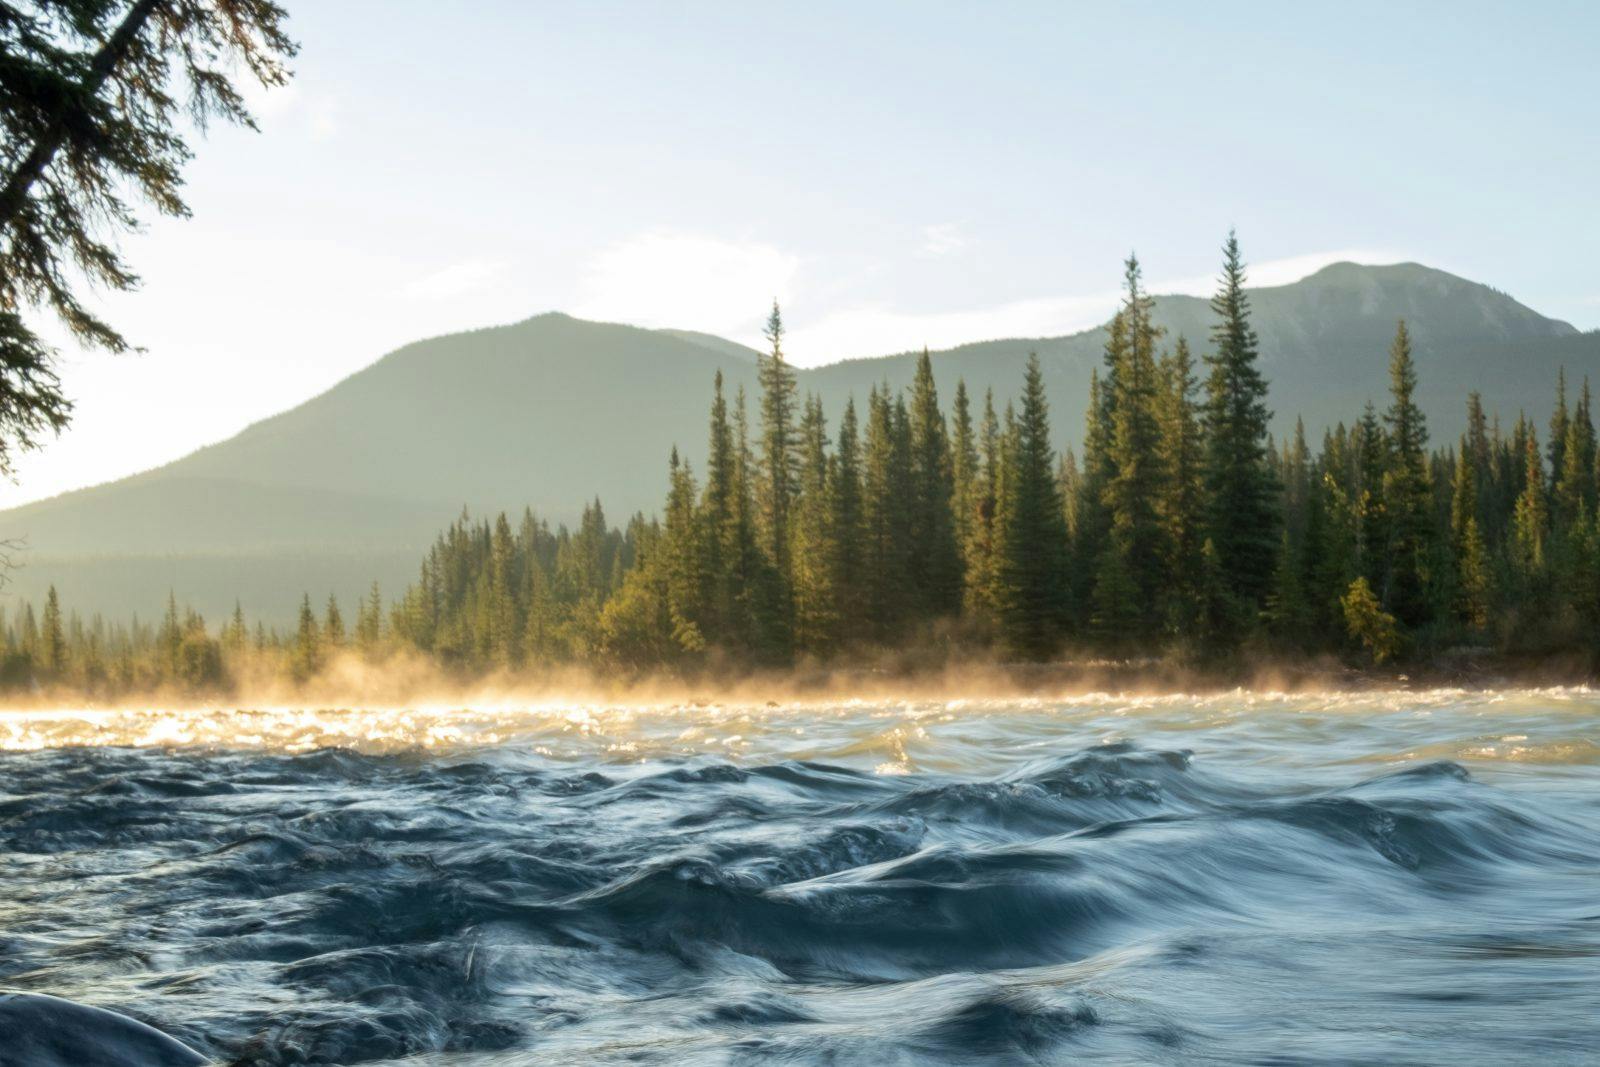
5,233,1600,694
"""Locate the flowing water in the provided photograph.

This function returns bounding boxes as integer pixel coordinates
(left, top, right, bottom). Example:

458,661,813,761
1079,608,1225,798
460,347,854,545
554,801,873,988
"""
2,688,1598,1065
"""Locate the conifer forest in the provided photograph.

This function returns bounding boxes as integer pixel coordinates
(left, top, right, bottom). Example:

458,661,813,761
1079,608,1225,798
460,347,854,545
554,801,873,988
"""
8,236,1600,695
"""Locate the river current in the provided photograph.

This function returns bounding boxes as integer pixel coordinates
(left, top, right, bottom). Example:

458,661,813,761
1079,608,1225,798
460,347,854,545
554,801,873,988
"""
1,688,1598,1064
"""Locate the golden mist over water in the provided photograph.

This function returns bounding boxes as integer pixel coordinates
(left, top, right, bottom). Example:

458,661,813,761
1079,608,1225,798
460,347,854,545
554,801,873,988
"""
1,653,1595,779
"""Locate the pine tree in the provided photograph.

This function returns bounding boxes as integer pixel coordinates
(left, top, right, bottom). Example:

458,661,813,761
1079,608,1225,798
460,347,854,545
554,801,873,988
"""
1556,375,1597,524
1341,576,1401,664
159,591,182,676
701,371,738,644
906,350,963,616
292,593,320,682
995,355,1070,658
961,389,1004,626
1072,369,1113,615
225,600,248,652
861,385,912,641
661,448,708,654
756,301,800,630
1457,518,1492,632
39,585,64,677
1450,439,1490,629
1098,257,1167,642
1156,336,1204,631
1512,429,1548,586
1380,320,1433,629
829,396,866,642
1548,367,1570,505
790,395,839,654
731,384,780,656
323,593,345,649
357,582,383,652
1200,231,1278,640
950,379,980,580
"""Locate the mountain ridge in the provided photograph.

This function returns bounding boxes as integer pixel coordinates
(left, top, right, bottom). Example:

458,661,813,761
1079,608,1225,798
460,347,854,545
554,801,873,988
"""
2,260,1593,622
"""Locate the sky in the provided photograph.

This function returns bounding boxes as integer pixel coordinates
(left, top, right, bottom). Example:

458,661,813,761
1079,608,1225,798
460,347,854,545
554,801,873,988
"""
5,0,1598,507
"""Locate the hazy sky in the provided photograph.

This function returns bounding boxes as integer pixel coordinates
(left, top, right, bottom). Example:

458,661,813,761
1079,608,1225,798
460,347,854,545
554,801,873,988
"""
5,0,1597,507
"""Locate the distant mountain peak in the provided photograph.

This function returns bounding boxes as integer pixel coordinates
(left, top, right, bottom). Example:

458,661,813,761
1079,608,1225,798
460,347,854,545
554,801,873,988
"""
4,259,1593,623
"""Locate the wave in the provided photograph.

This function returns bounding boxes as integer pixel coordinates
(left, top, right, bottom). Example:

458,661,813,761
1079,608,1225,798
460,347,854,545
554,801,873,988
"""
1,696,1598,1063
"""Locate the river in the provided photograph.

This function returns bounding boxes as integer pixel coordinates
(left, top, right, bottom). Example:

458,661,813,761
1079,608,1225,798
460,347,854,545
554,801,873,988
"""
2,688,1597,1064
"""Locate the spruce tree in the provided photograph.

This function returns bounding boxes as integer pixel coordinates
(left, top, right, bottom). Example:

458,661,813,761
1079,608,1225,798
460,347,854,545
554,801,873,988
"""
907,350,963,615
1512,429,1548,586
1099,257,1167,642
292,593,320,682
829,396,866,642
995,355,1070,658
701,371,740,645
950,379,980,576
1200,231,1278,640
962,389,1004,625
1156,336,1204,631
1556,375,1597,523
1073,368,1113,614
39,585,64,677
1381,320,1433,628
661,448,708,654
323,594,345,648
1548,367,1570,505
1450,438,1491,629
757,302,800,615
862,385,912,640
790,395,839,654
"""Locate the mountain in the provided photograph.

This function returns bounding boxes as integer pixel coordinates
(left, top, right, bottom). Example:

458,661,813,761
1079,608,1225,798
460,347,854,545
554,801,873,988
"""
1,262,1592,623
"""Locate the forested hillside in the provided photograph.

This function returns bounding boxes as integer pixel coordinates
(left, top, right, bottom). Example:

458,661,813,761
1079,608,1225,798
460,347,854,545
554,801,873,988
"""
9,239,1599,694
0,259,1592,624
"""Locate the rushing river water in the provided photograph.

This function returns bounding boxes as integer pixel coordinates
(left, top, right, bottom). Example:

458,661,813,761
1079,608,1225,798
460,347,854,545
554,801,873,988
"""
2,688,1598,1065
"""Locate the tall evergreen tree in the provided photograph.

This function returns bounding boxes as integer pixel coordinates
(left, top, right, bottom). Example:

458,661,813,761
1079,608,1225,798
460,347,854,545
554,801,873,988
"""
756,302,800,619
292,593,319,682
1548,367,1570,502
995,354,1070,658
907,350,963,615
829,396,866,642
1097,257,1167,641
323,594,345,648
1556,375,1597,524
1512,429,1548,586
1380,320,1433,628
962,389,1004,625
950,379,980,576
1156,336,1204,630
1450,439,1491,630
39,585,64,676
790,395,840,654
1200,231,1278,640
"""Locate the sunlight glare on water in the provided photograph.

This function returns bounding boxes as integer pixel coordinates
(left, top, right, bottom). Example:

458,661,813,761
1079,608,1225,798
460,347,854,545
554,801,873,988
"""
1,687,1597,1063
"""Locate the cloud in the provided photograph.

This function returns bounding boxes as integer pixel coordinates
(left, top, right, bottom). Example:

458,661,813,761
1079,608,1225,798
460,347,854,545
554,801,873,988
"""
401,259,506,300
571,230,800,339
920,223,967,258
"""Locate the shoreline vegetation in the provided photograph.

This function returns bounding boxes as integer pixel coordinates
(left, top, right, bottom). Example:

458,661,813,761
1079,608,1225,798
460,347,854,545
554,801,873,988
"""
4,234,1599,706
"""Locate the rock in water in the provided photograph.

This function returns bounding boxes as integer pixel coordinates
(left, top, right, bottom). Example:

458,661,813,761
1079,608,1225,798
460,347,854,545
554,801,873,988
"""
0,992,206,1066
